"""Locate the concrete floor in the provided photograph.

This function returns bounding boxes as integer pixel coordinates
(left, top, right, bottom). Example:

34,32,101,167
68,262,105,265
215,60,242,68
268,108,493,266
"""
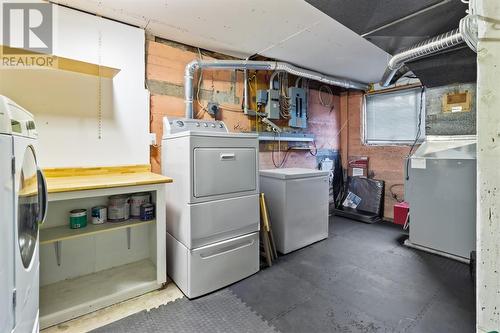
230,217,475,332
41,283,183,333
49,216,475,332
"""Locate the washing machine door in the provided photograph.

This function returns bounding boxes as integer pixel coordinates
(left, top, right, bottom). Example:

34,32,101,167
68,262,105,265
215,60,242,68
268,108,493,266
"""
14,142,46,333
17,146,40,268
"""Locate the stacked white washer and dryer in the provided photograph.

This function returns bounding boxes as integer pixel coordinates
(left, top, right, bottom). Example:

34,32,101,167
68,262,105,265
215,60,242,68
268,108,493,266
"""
0,96,47,333
162,117,259,298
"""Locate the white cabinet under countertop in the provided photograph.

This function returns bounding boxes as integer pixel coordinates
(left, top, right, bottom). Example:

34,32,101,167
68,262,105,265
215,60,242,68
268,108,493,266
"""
39,165,172,329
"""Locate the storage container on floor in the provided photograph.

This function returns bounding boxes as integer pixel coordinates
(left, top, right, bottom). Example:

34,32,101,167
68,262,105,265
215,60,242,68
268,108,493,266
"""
260,168,329,254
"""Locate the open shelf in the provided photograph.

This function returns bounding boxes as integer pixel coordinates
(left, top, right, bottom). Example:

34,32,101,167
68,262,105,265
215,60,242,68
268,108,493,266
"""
257,132,315,142
40,259,159,329
1,45,121,78
40,219,155,245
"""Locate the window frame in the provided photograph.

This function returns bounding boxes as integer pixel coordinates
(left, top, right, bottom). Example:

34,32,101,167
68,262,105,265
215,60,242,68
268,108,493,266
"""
362,86,426,146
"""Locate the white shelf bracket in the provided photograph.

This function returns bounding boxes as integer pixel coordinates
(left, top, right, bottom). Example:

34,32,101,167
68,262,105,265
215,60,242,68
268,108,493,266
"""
54,241,62,266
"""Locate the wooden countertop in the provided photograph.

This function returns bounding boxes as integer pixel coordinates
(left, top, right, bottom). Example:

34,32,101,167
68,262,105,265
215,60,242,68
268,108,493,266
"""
44,165,173,194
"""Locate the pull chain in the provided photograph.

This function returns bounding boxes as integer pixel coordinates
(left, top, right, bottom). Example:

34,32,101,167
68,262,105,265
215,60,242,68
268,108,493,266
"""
98,27,103,139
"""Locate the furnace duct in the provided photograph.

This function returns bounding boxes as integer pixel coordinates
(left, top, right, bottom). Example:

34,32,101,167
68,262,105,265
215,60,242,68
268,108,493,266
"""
380,14,478,87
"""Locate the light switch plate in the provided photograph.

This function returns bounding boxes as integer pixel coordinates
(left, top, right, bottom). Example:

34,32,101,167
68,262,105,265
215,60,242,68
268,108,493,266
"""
149,133,157,145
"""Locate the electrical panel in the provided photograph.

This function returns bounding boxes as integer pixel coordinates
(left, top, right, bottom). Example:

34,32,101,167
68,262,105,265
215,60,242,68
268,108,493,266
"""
265,89,280,119
288,87,307,128
256,90,268,106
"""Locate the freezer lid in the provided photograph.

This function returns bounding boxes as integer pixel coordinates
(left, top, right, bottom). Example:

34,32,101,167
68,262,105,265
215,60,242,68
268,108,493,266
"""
412,135,476,160
259,168,329,180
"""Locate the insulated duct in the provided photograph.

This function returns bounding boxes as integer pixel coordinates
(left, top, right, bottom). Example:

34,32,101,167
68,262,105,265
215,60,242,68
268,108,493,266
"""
379,15,478,87
380,29,464,87
184,60,369,118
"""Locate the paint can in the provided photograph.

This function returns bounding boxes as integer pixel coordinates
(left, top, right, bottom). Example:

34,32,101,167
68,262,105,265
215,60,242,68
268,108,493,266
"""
91,206,107,225
139,203,155,221
69,209,87,229
130,192,150,218
108,195,130,222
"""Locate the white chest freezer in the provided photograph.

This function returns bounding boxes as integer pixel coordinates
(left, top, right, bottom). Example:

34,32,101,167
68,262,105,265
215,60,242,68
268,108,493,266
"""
260,168,329,254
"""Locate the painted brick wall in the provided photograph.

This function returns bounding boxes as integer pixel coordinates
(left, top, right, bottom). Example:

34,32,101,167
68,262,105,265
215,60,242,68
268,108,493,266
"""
147,37,409,220
147,38,341,174
340,92,408,220
147,39,249,173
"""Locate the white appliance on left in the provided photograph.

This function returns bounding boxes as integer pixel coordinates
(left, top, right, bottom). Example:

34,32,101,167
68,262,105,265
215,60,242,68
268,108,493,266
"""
0,96,48,333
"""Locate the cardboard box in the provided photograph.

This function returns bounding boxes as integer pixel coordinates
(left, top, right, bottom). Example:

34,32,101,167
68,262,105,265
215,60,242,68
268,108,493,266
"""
348,156,368,177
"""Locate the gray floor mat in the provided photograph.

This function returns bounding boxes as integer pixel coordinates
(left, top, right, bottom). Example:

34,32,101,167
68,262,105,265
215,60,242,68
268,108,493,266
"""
230,217,475,333
91,289,277,333
92,217,473,333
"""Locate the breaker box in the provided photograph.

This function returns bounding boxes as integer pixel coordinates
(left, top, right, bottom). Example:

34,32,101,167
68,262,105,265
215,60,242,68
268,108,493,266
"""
265,89,280,119
288,87,307,128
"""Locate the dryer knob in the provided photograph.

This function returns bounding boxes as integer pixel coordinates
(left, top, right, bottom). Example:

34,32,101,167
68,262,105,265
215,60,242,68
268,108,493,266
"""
219,123,224,128
203,123,208,127
211,124,216,128
176,120,185,127
196,123,201,127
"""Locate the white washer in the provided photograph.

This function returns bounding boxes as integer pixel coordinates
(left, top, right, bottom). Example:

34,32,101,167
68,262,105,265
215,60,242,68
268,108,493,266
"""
0,96,48,333
260,168,329,254
162,117,259,298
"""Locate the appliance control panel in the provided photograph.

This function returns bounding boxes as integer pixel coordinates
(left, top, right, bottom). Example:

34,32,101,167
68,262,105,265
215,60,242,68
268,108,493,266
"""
163,117,228,135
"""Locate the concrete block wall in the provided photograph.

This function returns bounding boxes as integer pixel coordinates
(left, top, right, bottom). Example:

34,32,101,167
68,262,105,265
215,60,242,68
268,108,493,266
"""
425,83,477,135
146,37,341,173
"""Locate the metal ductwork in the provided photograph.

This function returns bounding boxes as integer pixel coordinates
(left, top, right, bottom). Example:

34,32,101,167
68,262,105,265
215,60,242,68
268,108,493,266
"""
184,60,369,118
379,14,478,87
380,29,464,87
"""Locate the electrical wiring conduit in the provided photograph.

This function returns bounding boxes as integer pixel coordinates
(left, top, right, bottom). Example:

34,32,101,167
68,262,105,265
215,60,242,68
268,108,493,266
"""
184,60,369,118
380,14,478,87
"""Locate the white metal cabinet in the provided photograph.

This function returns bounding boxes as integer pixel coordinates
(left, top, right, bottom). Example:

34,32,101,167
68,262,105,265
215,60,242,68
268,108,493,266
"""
260,168,329,254
39,182,167,329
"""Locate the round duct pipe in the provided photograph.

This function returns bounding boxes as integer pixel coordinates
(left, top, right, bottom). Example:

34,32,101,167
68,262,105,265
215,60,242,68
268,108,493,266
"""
184,59,369,118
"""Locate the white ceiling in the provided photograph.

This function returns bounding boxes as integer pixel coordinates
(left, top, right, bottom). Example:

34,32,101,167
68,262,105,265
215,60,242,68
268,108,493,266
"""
51,0,391,83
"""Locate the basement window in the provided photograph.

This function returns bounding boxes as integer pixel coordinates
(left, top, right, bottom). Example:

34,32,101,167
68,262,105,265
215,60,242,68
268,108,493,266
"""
364,87,425,145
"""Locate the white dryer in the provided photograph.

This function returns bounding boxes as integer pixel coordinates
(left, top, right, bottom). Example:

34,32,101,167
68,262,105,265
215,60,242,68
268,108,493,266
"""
162,117,259,298
0,96,48,333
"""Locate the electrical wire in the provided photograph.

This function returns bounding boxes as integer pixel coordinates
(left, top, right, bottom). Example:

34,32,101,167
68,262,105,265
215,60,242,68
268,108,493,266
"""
272,132,292,168
405,86,425,180
318,85,334,112
309,140,317,156
195,48,207,118
403,212,410,230
278,72,291,119
389,183,404,203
